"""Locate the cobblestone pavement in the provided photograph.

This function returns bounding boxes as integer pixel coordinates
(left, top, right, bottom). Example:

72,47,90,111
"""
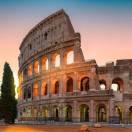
0,125,131,132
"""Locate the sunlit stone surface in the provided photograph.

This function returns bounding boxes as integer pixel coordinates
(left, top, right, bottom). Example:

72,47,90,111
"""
18,9,132,124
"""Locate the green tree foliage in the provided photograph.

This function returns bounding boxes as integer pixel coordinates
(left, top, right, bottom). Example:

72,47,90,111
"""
1,62,17,123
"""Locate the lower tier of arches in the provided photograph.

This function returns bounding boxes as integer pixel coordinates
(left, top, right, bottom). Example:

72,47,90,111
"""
18,102,132,124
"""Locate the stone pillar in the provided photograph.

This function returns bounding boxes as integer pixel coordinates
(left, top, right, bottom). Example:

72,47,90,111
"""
47,78,51,98
60,48,64,69
90,100,94,122
38,80,41,100
72,101,79,122
124,106,128,124
38,57,42,73
59,77,63,97
89,67,99,91
32,62,34,76
108,98,114,123
59,103,65,122
106,80,112,90
73,40,84,63
48,54,51,72
73,72,79,92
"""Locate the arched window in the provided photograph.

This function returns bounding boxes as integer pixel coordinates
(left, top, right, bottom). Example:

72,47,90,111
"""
65,105,72,121
34,60,39,73
42,107,48,119
33,82,39,97
53,106,59,121
80,104,89,122
55,54,60,67
54,81,59,94
80,77,89,91
41,81,48,96
96,104,107,122
66,77,73,92
111,78,123,92
99,80,106,90
27,86,31,98
42,56,48,71
67,51,74,64
114,106,122,122
28,64,32,76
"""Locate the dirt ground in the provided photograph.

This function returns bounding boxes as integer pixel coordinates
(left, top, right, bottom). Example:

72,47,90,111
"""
0,125,131,132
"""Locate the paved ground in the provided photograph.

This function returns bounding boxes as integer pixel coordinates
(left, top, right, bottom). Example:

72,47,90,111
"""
0,125,131,132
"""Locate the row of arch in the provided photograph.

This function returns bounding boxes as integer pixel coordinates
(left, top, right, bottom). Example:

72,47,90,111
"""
19,50,74,84
20,76,125,99
21,105,132,123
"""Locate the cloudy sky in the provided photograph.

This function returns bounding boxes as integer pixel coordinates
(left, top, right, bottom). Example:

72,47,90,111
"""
0,0,132,87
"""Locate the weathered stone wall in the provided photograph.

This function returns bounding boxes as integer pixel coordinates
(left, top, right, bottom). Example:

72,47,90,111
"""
18,9,132,123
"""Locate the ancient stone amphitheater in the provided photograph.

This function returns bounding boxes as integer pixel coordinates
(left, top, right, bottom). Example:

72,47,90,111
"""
18,9,132,124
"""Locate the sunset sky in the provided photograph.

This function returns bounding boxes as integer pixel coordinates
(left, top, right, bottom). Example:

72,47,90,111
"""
0,0,132,87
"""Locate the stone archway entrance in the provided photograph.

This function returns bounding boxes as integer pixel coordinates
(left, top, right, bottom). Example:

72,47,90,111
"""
114,106,122,123
65,105,72,121
53,106,59,121
96,104,107,122
80,104,89,122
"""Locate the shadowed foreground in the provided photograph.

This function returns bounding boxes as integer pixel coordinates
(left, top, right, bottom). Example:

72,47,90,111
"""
0,125,131,132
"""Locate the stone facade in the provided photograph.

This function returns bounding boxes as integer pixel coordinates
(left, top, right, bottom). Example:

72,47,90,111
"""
18,9,132,123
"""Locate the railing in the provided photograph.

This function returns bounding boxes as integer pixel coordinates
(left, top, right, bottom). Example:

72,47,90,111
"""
65,90,114,97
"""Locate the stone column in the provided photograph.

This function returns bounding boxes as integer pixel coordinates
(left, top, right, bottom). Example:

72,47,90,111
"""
124,105,128,124
60,48,64,69
89,67,99,91
48,54,51,72
38,80,41,100
59,77,63,97
72,101,79,122
73,72,79,92
38,57,42,73
59,102,65,122
109,98,114,123
90,100,94,122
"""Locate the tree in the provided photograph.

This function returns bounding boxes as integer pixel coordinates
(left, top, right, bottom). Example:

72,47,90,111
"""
1,62,17,123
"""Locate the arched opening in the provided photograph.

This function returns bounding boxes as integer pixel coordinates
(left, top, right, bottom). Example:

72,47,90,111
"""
129,106,132,123
53,106,59,121
111,78,124,92
27,86,31,98
80,77,89,91
66,77,73,92
42,56,48,71
42,107,48,119
54,81,59,94
28,64,32,76
114,106,123,123
33,82,39,97
96,104,107,122
41,81,48,96
67,51,74,64
55,54,60,67
34,60,39,73
80,104,89,122
99,80,106,90
65,105,72,121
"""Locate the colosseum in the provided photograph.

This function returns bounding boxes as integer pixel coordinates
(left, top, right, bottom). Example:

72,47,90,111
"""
18,9,132,124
